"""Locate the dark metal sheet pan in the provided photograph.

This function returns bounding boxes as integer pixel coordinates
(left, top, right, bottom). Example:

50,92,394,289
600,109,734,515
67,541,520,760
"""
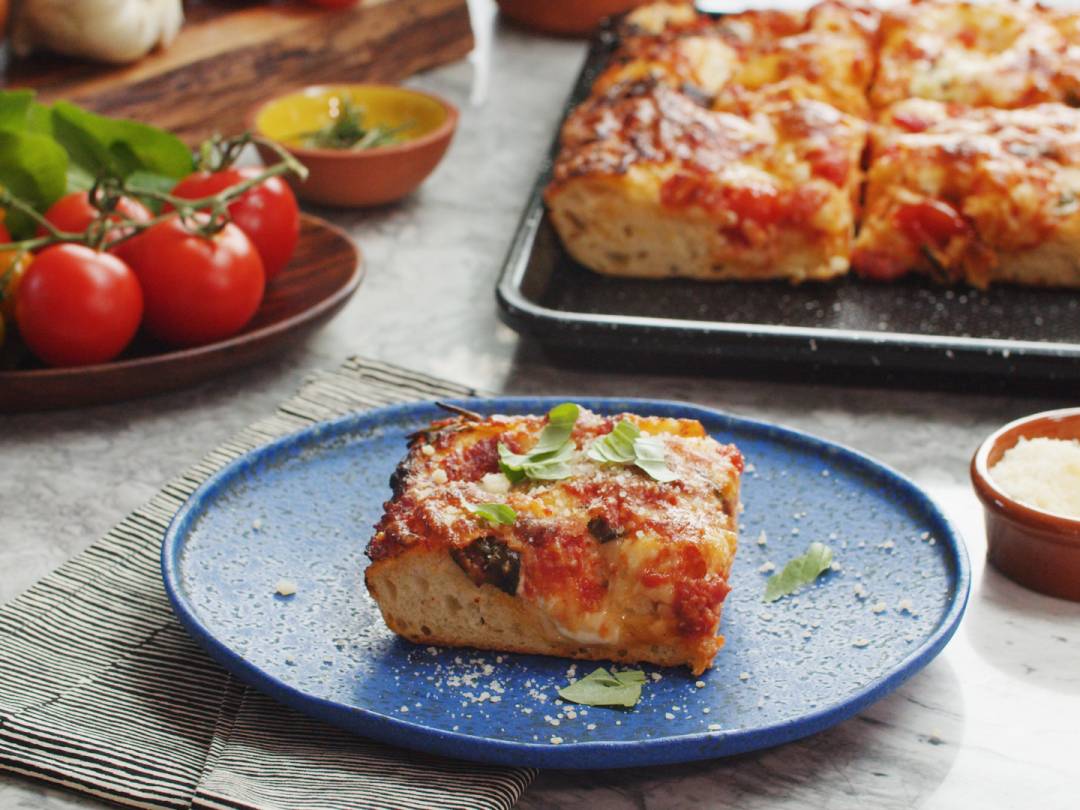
495,26,1080,390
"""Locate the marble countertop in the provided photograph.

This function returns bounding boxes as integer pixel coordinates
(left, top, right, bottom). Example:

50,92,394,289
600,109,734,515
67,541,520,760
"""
2,3,1078,808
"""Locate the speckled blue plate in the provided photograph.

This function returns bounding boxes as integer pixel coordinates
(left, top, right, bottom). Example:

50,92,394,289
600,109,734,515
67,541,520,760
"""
162,398,969,769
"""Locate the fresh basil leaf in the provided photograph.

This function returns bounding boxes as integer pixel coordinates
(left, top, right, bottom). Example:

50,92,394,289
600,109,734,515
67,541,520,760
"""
468,502,516,526
497,444,529,483
531,402,580,455
0,130,69,237
497,403,581,482
558,667,646,708
587,420,678,482
50,101,194,182
587,419,639,464
25,102,54,136
632,435,679,482
0,91,34,131
764,542,834,602
65,163,96,193
498,440,575,482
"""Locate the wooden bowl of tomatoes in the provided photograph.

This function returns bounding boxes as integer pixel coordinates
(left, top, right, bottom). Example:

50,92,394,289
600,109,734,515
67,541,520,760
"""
0,213,361,412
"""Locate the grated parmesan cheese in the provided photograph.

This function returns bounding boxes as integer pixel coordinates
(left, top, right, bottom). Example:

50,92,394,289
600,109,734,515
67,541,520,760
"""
990,437,1080,518
274,579,298,597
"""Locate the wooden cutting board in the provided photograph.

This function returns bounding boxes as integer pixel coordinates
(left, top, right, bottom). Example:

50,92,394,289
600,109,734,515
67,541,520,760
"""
0,0,473,143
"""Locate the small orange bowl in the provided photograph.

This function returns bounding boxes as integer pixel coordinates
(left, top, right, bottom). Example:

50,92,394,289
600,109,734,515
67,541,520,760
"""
496,0,649,36
971,407,1080,601
251,84,458,207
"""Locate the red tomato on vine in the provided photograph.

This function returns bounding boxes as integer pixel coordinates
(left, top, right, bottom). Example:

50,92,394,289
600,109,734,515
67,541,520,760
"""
120,216,265,347
15,244,143,366
171,168,299,280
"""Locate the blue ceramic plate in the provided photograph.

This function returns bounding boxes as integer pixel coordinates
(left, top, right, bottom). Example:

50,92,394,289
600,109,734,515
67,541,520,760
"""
162,398,970,769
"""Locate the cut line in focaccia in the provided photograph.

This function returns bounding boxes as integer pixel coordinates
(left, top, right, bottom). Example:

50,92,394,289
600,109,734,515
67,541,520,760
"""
853,98,1080,288
872,0,1080,110
545,81,865,282
365,406,742,675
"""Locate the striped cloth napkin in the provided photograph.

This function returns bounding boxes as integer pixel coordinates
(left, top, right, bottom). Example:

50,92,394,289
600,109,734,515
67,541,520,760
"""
0,358,536,810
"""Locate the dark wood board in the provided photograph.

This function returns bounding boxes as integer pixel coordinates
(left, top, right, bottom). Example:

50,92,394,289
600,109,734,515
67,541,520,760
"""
1,0,474,143
0,215,362,411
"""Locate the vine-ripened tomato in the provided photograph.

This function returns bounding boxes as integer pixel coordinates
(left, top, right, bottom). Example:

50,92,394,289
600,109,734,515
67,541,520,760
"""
15,244,143,367
170,168,299,279
120,216,265,347
39,191,152,246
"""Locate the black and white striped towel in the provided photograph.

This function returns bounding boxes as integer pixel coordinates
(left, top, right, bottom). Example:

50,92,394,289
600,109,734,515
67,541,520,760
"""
0,358,536,810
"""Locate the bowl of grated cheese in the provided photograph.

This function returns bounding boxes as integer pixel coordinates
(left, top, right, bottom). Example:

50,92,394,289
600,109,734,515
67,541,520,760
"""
971,407,1080,601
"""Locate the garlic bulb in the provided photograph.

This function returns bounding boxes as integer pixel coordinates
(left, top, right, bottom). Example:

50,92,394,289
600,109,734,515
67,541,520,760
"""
11,0,184,64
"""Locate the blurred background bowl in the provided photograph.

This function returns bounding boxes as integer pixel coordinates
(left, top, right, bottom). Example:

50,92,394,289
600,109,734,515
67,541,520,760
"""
252,84,457,208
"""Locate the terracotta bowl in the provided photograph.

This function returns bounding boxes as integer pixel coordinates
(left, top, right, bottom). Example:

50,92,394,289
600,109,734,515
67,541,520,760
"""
971,407,1080,601
250,84,458,208
496,0,649,36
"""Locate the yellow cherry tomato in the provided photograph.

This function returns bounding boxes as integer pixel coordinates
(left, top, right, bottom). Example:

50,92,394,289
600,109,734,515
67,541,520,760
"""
0,248,30,326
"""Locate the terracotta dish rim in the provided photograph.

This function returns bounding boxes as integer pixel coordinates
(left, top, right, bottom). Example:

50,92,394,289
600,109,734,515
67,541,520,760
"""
970,407,1080,542
249,83,459,162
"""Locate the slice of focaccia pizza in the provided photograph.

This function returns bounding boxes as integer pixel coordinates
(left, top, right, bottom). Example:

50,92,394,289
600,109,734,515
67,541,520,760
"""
365,403,742,675
546,81,865,282
853,98,1080,288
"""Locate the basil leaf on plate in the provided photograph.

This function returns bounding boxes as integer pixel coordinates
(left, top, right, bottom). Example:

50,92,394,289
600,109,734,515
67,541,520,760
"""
764,542,835,602
468,502,517,526
558,667,646,708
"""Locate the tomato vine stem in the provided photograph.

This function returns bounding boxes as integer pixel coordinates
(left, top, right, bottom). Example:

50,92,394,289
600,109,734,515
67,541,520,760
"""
0,134,308,254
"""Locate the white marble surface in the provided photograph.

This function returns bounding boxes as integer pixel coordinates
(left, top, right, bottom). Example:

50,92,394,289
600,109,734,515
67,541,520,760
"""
2,3,1080,808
